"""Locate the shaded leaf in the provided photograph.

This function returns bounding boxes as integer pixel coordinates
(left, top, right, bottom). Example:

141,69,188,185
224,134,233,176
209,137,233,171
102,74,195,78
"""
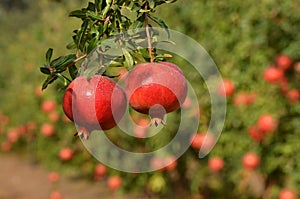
148,14,170,38
40,67,51,75
69,10,87,19
42,75,58,90
68,64,78,80
51,54,77,71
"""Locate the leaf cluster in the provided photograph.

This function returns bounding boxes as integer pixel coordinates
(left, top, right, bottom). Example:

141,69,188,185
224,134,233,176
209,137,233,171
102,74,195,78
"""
40,0,176,89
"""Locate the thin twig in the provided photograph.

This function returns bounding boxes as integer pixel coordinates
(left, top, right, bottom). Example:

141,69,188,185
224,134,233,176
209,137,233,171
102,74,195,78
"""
144,4,153,63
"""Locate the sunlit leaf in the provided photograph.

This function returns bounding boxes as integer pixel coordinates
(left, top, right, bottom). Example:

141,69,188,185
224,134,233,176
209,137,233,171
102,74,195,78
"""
122,48,134,69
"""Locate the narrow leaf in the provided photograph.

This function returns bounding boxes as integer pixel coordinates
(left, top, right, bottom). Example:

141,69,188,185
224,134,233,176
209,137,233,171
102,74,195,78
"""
68,65,78,80
148,14,170,38
42,75,58,90
45,48,53,64
40,67,51,75
122,48,134,69
69,10,86,19
51,54,77,71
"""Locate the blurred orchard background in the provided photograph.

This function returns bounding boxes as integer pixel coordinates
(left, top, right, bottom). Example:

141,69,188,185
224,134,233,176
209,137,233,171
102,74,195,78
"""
0,0,300,199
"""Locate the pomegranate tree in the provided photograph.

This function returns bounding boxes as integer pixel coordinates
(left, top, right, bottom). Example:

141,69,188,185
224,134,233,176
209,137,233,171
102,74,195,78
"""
124,62,187,126
62,75,127,139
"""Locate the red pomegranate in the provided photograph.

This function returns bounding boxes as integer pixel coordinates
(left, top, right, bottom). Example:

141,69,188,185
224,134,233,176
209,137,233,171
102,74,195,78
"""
107,176,122,190
275,54,293,70
242,152,260,170
124,62,187,126
278,189,297,199
62,75,127,139
217,79,235,97
257,114,277,133
263,66,284,84
208,156,224,172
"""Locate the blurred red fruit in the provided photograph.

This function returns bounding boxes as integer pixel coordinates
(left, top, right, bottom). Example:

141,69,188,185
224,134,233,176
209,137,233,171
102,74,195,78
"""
41,100,57,113
7,128,19,143
48,172,60,183
242,152,260,169
233,92,256,106
26,121,37,131
278,189,297,199
133,118,149,138
34,86,43,97
94,164,107,180
275,54,293,70
190,133,215,150
263,67,284,84
49,111,60,122
41,123,55,137
208,157,224,172
150,156,165,171
217,79,235,97
1,141,12,152
286,89,300,104
50,191,62,199
164,156,178,171
257,114,277,133
248,125,265,142
59,148,74,161
107,176,122,190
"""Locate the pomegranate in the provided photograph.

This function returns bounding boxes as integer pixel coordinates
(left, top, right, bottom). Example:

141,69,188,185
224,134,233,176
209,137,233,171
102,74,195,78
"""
217,79,235,97
257,114,277,133
163,156,178,171
233,92,256,106
41,123,55,137
41,100,57,113
242,152,260,170
59,147,74,161
208,157,224,172
124,62,187,126
275,54,293,70
62,75,127,139
263,66,284,84
48,172,60,183
107,176,122,190
50,191,62,199
248,125,265,142
286,89,300,104
94,163,107,180
190,133,215,150
278,189,297,199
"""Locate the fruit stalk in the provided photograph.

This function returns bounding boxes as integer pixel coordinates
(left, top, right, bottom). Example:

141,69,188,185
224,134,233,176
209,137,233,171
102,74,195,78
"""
144,3,153,63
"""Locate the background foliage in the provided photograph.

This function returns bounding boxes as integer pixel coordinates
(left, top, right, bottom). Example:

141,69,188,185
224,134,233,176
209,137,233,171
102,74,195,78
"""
0,0,299,198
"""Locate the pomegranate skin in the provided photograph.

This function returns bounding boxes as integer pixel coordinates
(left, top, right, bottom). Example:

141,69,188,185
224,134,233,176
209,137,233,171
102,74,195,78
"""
124,62,187,124
62,75,126,138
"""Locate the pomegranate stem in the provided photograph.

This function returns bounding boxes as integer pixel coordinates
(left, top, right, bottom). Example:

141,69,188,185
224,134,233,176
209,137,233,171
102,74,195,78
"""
144,4,153,63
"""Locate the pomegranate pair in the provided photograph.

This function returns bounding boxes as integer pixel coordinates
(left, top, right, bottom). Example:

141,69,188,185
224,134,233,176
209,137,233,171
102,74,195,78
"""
62,62,187,139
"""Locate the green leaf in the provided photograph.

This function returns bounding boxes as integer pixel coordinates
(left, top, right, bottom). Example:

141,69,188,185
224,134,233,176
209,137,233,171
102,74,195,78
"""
40,67,51,75
86,10,103,21
68,65,78,80
77,20,89,51
51,54,77,71
148,14,170,38
122,48,134,69
69,10,87,19
45,48,53,64
42,75,58,90
148,0,155,9
95,0,103,12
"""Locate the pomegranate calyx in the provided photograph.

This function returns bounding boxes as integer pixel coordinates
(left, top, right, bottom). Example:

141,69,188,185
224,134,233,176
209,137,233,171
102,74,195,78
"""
74,127,90,140
150,117,166,127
